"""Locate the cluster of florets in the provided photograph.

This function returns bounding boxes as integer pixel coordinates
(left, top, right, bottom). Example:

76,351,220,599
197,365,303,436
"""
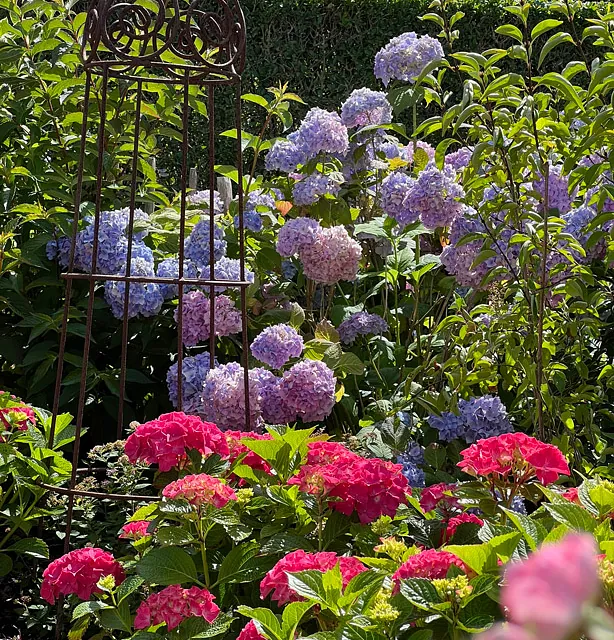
119,520,153,540
338,311,388,344
374,32,444,86
292,171,342,206
162,473,237,508
397,441,426,488
429,396,513,443
234,188,282,232
225,430,273,474
277,359,336,422
276,217,320,256
260,549,366,605
167,352,215,415
176,291,242,346
392,550,468,586
237,621,266,640
0,392,36,432
184,221,227,270
250,324,304,369
401,140,435,165
533,163,577,215
155,257,198,299
103,244,164,319
134,585,220,631
124,412,229,471
458,432,570,485
445,513,484,540
265,139,308,172
445,147,473,171
419,482,460,513
380,172,417,225
187,189,226,215
289,442,410,523
41,548,125,604
340,88,393,128
210,256,255,292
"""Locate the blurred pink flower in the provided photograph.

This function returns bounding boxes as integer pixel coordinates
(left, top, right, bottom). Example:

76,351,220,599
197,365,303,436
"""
501,533,600,640
478,623,536,640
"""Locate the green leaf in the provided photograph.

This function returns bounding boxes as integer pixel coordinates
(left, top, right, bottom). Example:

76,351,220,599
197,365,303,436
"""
531,19,563,40
281,601,314,637
216,542,260,585
487,531,521,562
544,502,597,532
399,578,443,611
286,570,327,604
237,606,282,640
537,72,584,110
337,352,365,376
501,508,546,551
72,601,112,621
242,93,269,108
495,24,523,43
0,553,13,577
7,537,49,558
97,601,133,632
538,32,574,68
442,543,498,575
136,546,198,585
116,575,144,603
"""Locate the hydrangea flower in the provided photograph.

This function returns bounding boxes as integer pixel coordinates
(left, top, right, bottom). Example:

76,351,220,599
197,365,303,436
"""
184,220,227,269
445,146,473,171
119,521,152,540
338,311,388,344
428,411,466,442
103,245,164,319
0,394,36,433
276,217,320,257
210,256,255,292
258,370,297,425
175,291,242,346
156,257,198,300
225,430,273,474
278,359,336,422
299,225,362,284
237,621,266,640
187,189,226,215
399,461,425,487
162,474,237,508
419,483,460,513
265,139,308,172
403,164,465,229
260,550,366,605
401,141,436,165
292,107,350,159
380,172,416,225
235,211,263,232
341,88,393,128
445,513,483,539
124,412,229,471
281,260,298,279
251,324,304,369
392,550,468,586
374,32,444,86
134,585,220,631
534,163,576,214
167,352,215,415
292,171,342,206
41,548,125,604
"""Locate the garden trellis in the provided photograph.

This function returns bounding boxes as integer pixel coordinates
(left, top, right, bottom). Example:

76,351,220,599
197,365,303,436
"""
44,0,251,546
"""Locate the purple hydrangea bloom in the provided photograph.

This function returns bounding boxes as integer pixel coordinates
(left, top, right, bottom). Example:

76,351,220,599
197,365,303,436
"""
251,324,304,369
403,164,465,229
103,244,164,319
380,172,418,226
293,108,349,159
400,141,436,165
428,412,466,442
278,359,336,423
292,172,342,206
399,461,426,488
234,211,263,232
276,217,320,257
167,352,215,415
187,190,226,215
246,188,281,211
563,205,603,262
156,257,198,300
46,236,72,268
458,395,513,442
445,147,473,171
201,362,268,430
533,163,576,214
374,32,444,86
265,139,308,172
300,225,362,284
341,88,393,128
184,220,227,269
253,368,296,425
495,490,527,515
175,291,242,346
210,256,255,292
474,313,493,327
338,311,388,344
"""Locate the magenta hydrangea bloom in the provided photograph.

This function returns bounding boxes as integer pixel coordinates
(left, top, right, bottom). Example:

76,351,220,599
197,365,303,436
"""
278,359,336,423
341,88,393,128
300,226,362,284
374,32,444,86
276,217,320,257
251,324,304,369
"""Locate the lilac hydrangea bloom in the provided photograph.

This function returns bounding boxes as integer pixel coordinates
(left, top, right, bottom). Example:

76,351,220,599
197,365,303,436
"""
300,225,362,284
380,172,416,225
401,141,436,165
338,311,388,344
187,190,226,215
251,324,304,369
292,108,349,159
428,412,466,442
533,163,576,214
341,88,393,128
278,359,336,423
404,164,465,229
440,212,489,288
265,139,308,172
563,205,603,263
292,172,342,206
210,256,255,292
156,257,198,300
458,396,513,442
103,244,164,319
374,32,444,86
253,368,296,425
167,352,215,415
233,188,282,232
46,236,73,268
175,291,242,346
234,211,263,232
445,147,473,171
184,220,227,269
276,217,321,257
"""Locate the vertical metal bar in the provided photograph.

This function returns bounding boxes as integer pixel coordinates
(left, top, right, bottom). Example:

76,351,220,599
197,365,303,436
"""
235,81,250,427
116,79,143,439
176,70,191,411
208,86,216,365
63,66,109,554
48,71,92,447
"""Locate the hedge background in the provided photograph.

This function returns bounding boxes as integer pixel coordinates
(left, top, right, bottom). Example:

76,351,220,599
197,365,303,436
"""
158,0,604,182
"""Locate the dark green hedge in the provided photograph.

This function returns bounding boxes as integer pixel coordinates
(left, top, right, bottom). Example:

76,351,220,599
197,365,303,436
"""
160,0,604,181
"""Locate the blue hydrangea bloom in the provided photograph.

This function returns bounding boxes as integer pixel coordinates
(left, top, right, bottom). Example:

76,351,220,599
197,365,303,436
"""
458,396,513,442
281,260,298,280
398,440,425,466
341,88,393,128
234,211,263,232
338,311,388,344
156,257,198,300
166,352,215,415
265,139,308,172
210,256,255,292
251,324,304,369
184,220,227,270
399,461,426,487
187,189,226,215
292,172,342,206
428,412,466,442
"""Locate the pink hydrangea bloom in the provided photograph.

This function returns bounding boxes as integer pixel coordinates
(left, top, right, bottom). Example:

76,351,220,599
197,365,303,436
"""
501,533,600,640
306,441,361,465
419,483,459,513
445,513,484,540
41,548,125,604
458,433,569,485
260,549,366,605
478,624,536,640
299,226,362,284
162,473,237,508
134,585,220,631
225,430,273,474
119,521,152,540
124,412,229,472
0,391,36,432
392,549,468,591
561,487,580,504
237,620,266,640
